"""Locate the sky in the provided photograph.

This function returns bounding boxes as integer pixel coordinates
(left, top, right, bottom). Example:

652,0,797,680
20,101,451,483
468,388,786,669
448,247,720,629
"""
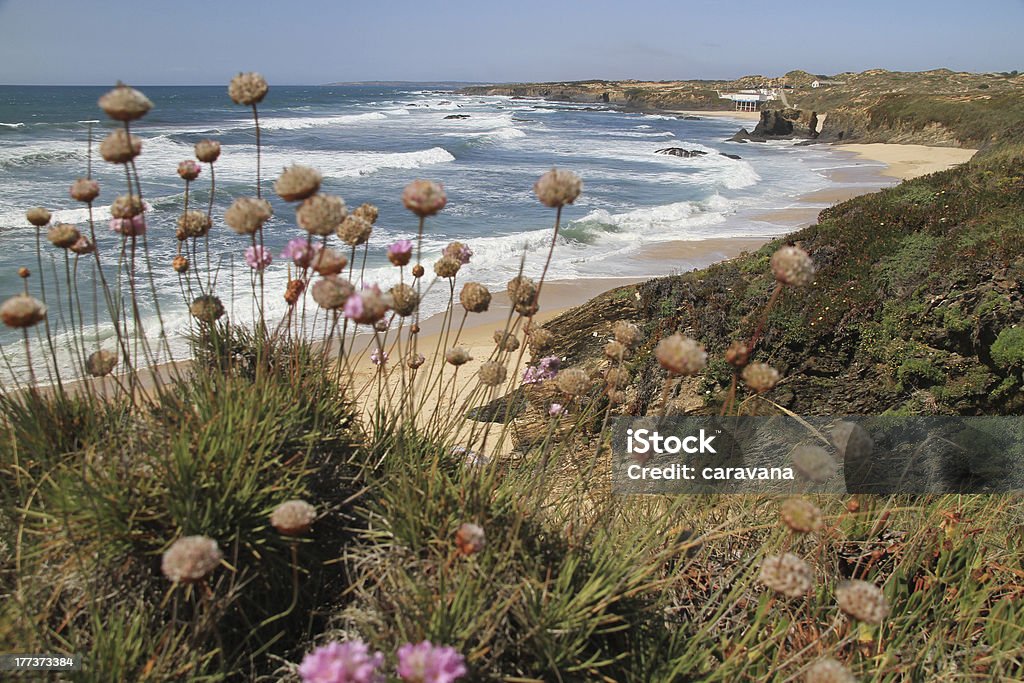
0,0,1021,85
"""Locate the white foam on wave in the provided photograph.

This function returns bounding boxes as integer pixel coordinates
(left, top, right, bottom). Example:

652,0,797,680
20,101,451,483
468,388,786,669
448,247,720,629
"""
256,111,388,130
0,122,26,129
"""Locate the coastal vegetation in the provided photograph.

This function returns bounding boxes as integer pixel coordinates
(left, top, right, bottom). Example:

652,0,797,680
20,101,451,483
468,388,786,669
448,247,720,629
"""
1,71,1023,682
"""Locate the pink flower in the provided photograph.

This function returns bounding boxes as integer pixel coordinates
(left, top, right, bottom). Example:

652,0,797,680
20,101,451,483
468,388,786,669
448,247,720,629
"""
298,640,384,683
549,403,566,416
396,641,466,683
343,292,365,321
522,355,560,384
370,349,388,366
245,245,272,270
109,214,146,236
387,239,413,267
442,241,473,265
343,285,388,324
401,180,447,218
282,237,323,268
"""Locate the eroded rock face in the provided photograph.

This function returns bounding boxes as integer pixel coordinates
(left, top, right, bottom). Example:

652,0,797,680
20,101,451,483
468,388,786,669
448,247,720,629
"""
752,109,795,137
655,148,708,157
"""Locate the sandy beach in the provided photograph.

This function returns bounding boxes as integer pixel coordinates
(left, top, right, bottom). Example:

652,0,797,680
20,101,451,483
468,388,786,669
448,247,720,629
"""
835,143,977,180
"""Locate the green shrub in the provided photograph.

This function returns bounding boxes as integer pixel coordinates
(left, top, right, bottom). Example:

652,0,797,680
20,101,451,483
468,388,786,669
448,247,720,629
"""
990,327,1024,368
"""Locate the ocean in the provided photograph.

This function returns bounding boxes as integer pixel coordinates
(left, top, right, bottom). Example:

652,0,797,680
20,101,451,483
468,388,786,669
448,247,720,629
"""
0,85,884,380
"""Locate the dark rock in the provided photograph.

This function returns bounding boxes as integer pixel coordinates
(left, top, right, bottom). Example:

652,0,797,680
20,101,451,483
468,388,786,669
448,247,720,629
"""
752,110,794,137
719,152,742,160
727,128,752,142
683,115,701,120
655,148,708,158
444,114,471,120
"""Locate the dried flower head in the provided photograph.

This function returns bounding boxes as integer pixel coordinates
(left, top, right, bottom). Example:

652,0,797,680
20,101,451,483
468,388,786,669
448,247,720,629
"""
275,165,322,202
224,197,272,235
311,276,354,310
311,248,347,276
70,236,95,255
557,367,591,396
99,129,142,164
270,499,316,536
478,361,507,387
70,178,100,203
612,320,641,348
528,328,555,356
605,366,630,389
98,83,152,121
228,72,268,105
284,279,306,305
336,215,372,246
17,267,30,278
189,295,225,323
459,282,491,313
655,333,707,376
402,179,447,217
389,283,420,317
534,167,582,207
353,202,379,224
177,159,201,181
725,341,750,368
297,193,347,236
388,239,413,266
161,535,222,584
835,580,890,624
396,641,466,683
299,640,384,683
604,340,627,360
804,657,855,683
434,256,461,279
780,498,825,533
406,352,426,369
343,286,389,324
1,295,46,328
194,139,221,163
85,349,117,377
758,553,813,598
493,330,519,352
771,245,815,287
443,241,473,265
110,194,145,219
25,207,51,227
445,347,472,366
522,355,560,384
411,264,425,278
47,223,80,249
506,275,537,307
742,362,781,393
791,444,838,483
172,255,189,273
177,210,212,239
455,522,486,555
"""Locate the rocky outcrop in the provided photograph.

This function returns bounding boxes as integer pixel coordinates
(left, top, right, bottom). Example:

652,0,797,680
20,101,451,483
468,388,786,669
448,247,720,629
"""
444,114,471,120
655,148,707,157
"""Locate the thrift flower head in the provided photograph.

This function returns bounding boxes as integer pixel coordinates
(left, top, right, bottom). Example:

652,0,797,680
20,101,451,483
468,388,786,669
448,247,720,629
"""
313,248,347,276
549,403,566,416
282,237,322,268
311,276,354,310
297,193,347,236
70,178,100,203
780,498,825,533
99,129,142,164
195,139,221,163
190,295,225,323
522,355,560,384
270,500,316,536
406,352,426,369
298,640,384,683
337,215,373,247
742,362,780,393
455,523,486,556
804,657,855,683
387,239,413,266
246,246,275,275
48,224,81,249
528,328,555,356
275,164,322,202
1,295,46,329
478,361,507,387
396,641,467,683
443,241,473,265
98,83,153,122
655,333,706,376
161,535,222,584
758,553,813,598
533,167,582,207
434,256,461,279
370,349,389,366
353,202,379,224
445,347,472,366
402,179,447,217
493,329,519,352
343,285,389,325
178,159,201,181
70,236,95,255
556,367,591,397
110,215,146,237
771,245,815,287
228,72,268,106
177,210,211,239
389,283,419,317
836,580,889,624
25,207,51,227
85,349,117,377
225,197,273,235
